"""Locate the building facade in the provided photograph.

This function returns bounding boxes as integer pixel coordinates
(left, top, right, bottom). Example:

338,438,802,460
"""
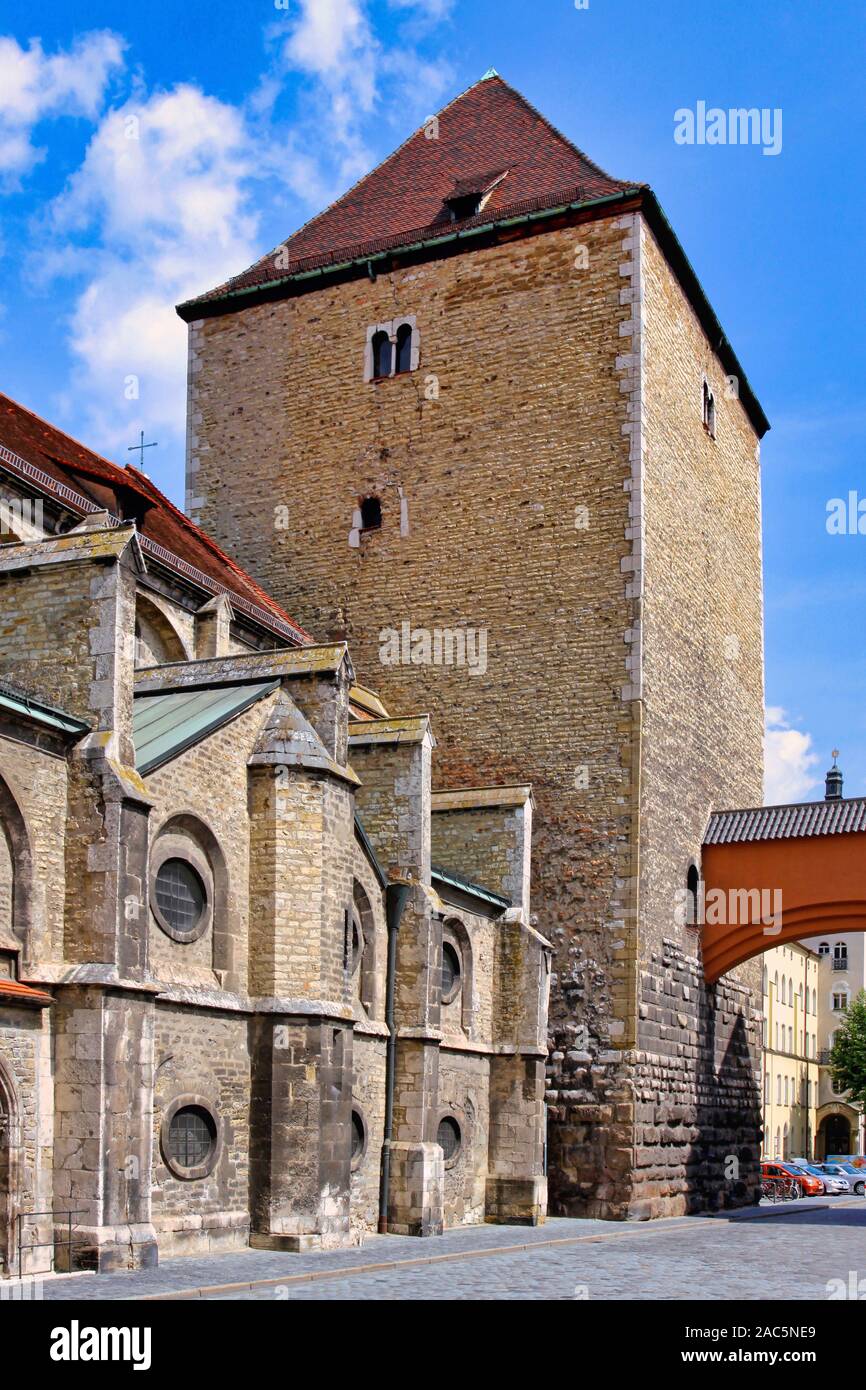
178,72,769,1218
0,392,550,1276
760,944,819,1159
813,933,866,1158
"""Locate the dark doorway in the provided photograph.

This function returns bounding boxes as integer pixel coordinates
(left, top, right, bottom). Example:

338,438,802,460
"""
818,1113,852,1159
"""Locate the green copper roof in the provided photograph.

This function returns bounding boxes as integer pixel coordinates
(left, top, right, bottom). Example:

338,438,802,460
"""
134,680,279,775
0,680,89,736
431,863,511,911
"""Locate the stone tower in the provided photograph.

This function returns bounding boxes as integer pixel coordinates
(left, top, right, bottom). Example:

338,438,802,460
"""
178,73,769,1218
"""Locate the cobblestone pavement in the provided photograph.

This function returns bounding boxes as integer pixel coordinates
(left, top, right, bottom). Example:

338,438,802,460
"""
218,1202,866,1302
30,1199,866,1301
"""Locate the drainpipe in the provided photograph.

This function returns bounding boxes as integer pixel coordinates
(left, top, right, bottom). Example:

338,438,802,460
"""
378,879,411,1234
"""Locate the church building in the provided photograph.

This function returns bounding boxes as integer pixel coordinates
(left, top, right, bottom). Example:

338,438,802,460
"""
177,71,770,1219
0,389,549,1274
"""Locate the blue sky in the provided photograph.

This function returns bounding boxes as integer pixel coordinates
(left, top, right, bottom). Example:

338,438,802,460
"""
0,0,864,802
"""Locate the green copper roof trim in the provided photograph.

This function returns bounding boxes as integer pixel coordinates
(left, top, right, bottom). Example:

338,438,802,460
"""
0,681,89,736
178,189,638,313
134,679,279,775
177,183,767,438
431,863,511,911
480,68,499,81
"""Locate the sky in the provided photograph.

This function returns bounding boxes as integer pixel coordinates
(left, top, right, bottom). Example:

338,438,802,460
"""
0,0,864,804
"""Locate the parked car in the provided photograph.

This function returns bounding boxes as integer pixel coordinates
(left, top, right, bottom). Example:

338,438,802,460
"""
830,1162,866,1195
809,1163,851,1194
784,1159,827,1193
761,1160,824,1198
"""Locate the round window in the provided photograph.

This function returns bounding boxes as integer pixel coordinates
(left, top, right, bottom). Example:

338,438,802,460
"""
351,1109,366,1168
155,858,206,938
167,1105,216,1176
441,942,461,1003
437,1115,462,1162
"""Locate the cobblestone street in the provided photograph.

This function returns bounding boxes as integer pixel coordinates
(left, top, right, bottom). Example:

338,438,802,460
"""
32,1199,866,1302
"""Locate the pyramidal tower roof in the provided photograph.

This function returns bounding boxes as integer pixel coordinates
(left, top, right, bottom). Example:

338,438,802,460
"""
177,72,768,437
180,73,637,311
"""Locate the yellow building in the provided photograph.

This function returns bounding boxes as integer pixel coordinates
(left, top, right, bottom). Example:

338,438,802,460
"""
762,944,820,1159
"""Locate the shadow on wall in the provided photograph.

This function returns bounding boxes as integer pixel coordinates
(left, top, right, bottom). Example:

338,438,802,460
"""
690,990,762,1212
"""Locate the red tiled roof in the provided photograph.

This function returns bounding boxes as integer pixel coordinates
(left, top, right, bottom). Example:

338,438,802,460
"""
0,978,52,1007
181,73,637,310
0,393,312,644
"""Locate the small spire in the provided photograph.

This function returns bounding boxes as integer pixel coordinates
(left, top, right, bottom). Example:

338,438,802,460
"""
480,67,499,81
825,750,843,802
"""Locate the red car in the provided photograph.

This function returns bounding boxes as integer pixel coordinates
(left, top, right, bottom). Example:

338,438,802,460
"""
761,1160,824,1198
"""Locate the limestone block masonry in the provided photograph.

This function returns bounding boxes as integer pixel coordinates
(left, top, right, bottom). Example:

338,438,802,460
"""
185,200,765,1217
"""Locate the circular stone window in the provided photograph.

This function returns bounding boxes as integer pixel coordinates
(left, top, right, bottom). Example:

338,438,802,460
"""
161,1098,220,1180
351,1108,367,1169
441,941,462,1004
150,846,211,944
437,1115,462,1165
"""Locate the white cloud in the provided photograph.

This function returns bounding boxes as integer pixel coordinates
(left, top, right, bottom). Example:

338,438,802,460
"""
764,707,822,805
23,3,454,477
41,85,260,457
0,32,125,184
264,0,452,189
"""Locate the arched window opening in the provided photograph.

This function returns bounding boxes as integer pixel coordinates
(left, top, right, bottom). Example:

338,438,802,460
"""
686,864,700,927
372,330,392,379
395,322,413,374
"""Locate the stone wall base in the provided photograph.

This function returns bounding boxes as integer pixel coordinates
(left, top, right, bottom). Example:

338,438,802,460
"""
249,1229,359,1252
485,1176,547,1225
63,1222,159,1274
386,1141,444,1236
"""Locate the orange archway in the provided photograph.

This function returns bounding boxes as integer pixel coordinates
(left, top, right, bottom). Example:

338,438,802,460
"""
700,802,866,982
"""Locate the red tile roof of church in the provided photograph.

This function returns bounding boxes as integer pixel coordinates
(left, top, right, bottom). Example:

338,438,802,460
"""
180,73,638,310
0,392,312,644
0,978,53,1007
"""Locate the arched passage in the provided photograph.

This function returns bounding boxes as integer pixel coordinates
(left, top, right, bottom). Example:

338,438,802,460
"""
816,1107,857,1160
700,812,866,982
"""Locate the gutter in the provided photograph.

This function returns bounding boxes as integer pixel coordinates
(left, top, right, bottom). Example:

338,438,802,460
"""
177,189,641,317
177,184,768,440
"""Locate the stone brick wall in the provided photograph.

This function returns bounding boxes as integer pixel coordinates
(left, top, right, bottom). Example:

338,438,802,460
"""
0,738,68,963
0,1009,53,1274
437,1050,490,1227
188,201,766,1218
350,1031,386,1233
152,1004,251,1256
144,693,279,992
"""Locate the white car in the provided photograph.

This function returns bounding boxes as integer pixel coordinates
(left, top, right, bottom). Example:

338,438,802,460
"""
814,1163,854,1194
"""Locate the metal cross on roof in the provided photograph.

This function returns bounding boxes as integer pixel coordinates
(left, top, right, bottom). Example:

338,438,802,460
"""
127,430,157,470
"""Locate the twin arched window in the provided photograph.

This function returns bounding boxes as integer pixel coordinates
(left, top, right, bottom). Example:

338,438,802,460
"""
368,320,415,381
